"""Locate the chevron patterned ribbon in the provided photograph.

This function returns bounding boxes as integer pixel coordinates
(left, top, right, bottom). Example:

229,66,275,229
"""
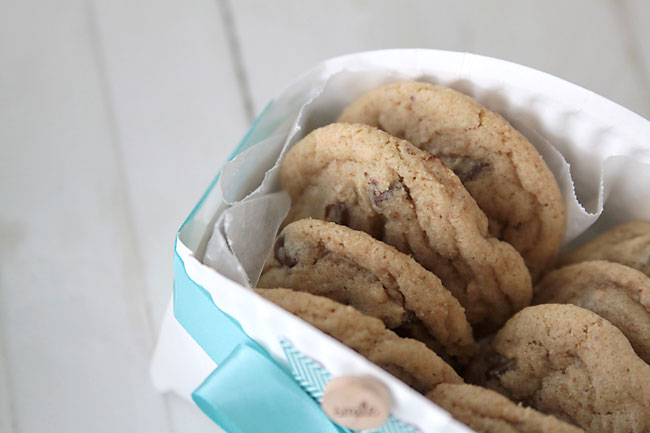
279,339,422,433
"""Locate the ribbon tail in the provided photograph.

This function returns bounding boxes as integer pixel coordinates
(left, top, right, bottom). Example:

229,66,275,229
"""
192,344,343,433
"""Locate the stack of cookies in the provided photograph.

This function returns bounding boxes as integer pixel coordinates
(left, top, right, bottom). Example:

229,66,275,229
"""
254,82,650,433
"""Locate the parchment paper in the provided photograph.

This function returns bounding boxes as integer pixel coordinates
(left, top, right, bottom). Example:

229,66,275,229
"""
203,51,650,287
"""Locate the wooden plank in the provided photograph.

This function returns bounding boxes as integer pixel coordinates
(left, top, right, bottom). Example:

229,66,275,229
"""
0,0,172,431
89,0,248,431
622,0,650,118
89,0,250,332
0,331,15,433
231,0,650,118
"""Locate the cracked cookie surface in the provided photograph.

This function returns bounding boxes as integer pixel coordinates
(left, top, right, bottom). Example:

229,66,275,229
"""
562,221,650,277
467,304,650,433
257,219,477,361
280,122,532,330
534,260,650,364
255,288,463,393
427,384,584,433
338,82,565,281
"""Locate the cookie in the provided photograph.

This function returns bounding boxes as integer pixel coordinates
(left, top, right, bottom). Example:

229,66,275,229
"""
338,81,565,281
467,304,650,433
280,122,532,330
255,288,463,393
534,260,650,364
257,219,477,361
562,221,650,277
427,384,584,433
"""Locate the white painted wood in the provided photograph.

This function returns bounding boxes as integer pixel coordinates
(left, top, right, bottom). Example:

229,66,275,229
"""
625,0,650,118
231,0,650,119
0,332,15,433
0,0,172,431
88,0,247,430
88,0,250,333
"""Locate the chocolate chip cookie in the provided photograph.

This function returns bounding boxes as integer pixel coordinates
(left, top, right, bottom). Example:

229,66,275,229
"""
534,260,650,364
467,304,650,433
338,81,565,281
257,219,477,361
280,123,532,331
563,221,650,277
255,288,463,393
427,384,585,433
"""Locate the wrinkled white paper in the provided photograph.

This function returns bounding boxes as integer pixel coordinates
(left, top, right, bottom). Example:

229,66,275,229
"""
203,51,650,287
203,191,290,286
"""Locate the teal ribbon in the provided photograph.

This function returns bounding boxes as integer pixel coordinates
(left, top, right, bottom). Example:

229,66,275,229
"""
173,251,264,362
192,343,342,433
174,250,344,433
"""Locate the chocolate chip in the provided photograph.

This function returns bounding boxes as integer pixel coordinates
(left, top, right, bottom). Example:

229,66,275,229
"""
369,213,387,241
325,202,350,226
370,181,404,207
273,235,297,268
451,158,489,183
484,352,515,381
518,398,536,409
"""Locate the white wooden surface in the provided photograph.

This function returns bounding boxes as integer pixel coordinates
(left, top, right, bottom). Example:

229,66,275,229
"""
0,1,648,432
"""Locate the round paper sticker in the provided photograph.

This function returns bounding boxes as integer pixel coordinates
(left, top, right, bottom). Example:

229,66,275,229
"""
321,375,392,430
